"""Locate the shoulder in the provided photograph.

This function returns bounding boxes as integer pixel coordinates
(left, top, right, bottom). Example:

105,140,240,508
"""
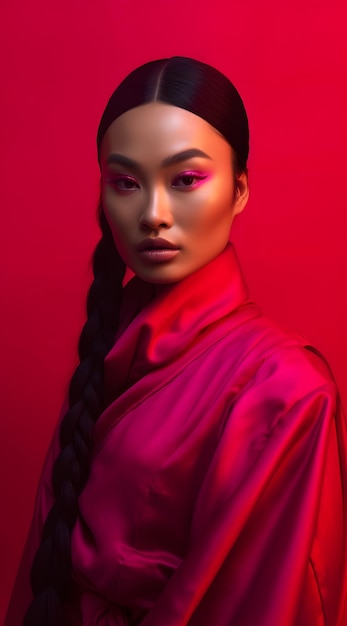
249,315,335,388
232,306,335,381
219,308,339,425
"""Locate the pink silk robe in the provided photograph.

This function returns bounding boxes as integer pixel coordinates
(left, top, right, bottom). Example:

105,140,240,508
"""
5,243,347,626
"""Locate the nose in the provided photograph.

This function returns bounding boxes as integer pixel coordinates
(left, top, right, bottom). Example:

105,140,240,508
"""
139,185,174,231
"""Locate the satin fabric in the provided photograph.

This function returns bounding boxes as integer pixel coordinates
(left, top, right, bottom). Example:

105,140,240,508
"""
5,243,347,626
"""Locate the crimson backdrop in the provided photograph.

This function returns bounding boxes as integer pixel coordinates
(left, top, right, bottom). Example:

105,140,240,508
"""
1,0,346,620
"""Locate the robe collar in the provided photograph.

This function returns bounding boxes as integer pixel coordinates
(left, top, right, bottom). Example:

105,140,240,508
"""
103,242,250,403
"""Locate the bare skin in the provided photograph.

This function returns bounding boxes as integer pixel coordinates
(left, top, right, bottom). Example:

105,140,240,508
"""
99,102,249,284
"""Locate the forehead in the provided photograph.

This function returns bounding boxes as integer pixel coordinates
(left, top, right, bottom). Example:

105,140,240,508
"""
99,102,231,164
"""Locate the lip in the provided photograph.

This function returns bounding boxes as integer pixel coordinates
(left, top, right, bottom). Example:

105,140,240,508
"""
136,238,180,251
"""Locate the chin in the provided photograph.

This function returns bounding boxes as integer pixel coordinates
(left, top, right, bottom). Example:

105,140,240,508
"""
130,264,187,285
135,263,211,285
136,272,184,285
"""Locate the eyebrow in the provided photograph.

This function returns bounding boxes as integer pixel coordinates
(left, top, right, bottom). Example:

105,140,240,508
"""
106,148,212,170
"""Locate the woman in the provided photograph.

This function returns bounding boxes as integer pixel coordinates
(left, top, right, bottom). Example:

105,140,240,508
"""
5,56,347,626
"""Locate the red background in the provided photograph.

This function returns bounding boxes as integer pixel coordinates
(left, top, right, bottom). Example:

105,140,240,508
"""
1,0,346,619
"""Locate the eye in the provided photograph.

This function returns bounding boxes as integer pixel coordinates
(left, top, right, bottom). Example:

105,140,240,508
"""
172,171,209,189
106,175,140,192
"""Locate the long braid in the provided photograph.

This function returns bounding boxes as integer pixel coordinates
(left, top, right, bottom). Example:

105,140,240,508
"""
23,206,125,626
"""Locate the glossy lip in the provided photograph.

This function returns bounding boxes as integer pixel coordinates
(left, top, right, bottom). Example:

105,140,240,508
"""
136,237,180,251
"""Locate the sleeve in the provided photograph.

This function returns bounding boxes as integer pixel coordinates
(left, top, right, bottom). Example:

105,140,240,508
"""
140,351,347,626
4,400,67,626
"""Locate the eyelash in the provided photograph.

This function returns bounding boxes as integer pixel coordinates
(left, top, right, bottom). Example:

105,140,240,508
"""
172,171,208,188
106,171,209,193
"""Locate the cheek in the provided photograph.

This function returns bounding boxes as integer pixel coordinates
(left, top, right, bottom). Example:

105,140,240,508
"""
102,192,133,240
179,184,234,233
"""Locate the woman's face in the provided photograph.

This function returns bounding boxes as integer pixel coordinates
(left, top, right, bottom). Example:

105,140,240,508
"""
99,102,249,284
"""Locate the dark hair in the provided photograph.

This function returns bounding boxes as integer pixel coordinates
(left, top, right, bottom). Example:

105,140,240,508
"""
23,56,249,625
97,56,249,173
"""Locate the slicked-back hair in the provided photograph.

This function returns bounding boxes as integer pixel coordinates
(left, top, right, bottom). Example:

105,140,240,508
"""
97,56,249,173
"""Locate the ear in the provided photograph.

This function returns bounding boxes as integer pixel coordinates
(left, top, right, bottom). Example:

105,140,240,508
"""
233,170,249,216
